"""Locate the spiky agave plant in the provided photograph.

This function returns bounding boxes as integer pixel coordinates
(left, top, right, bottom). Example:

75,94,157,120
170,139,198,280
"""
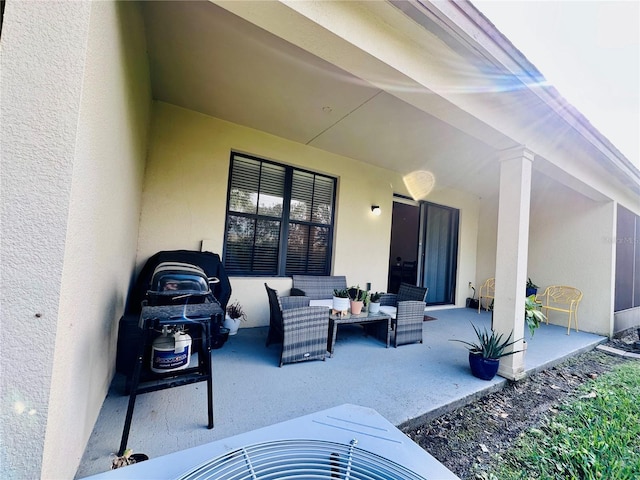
451,322,522,359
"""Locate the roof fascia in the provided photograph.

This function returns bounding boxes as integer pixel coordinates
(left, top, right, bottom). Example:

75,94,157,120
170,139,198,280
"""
391,0,640,190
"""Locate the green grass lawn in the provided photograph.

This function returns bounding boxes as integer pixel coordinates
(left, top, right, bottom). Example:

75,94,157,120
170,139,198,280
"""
484,361,640,480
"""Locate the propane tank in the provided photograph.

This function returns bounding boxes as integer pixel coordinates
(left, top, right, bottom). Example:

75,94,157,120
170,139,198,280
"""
151,326,192,373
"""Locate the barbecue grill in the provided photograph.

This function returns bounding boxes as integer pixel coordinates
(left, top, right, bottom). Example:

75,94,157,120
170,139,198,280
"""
146,261,219,307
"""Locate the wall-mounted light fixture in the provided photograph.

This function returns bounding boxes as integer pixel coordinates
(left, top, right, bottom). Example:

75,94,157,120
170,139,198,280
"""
371,205,381,216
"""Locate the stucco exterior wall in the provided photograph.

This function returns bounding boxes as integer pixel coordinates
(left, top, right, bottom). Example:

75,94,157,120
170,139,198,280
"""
1,2,92,478
136,102,393,327
40,3,152,479
475,173,616,336
476,195,499,286
529,185,615,336
136,102,481,327
0,2,150,478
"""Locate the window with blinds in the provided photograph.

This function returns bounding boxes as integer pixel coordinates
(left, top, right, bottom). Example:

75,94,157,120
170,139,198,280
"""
223,153,336,276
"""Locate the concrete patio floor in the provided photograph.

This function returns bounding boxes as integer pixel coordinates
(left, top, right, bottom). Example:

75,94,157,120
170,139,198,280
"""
76,307,606,478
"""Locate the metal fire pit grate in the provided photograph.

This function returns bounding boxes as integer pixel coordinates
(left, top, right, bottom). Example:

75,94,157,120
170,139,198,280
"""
178,438,426,480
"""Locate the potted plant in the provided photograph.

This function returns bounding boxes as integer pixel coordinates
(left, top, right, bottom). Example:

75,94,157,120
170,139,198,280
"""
332,288,350,314
526,278,539,297
451,323,522,380
348,285,368,315
111,449,148,469
224,301,246,335
369,292,384,313
524,294,546,337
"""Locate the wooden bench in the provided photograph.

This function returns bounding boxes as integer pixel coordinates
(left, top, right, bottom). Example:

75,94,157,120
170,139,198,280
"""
536,285,583,335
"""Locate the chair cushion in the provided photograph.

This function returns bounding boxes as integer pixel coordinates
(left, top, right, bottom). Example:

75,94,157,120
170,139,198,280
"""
379,305,397,319
309,299,333,308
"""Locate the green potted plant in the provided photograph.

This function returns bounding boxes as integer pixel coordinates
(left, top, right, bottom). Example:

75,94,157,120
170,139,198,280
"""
451,323,522,380
526,278,539,297
332,288,350,313
348,285,368,315
369,291,384,313
224,301,246,335
524,294,546,337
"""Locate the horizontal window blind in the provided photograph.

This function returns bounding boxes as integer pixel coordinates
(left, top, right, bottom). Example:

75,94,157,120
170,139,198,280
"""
224,153,336,276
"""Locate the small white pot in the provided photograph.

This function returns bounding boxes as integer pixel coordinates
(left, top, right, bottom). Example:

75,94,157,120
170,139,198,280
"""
332,296,350,312
369,302,381,313
224,315,241,335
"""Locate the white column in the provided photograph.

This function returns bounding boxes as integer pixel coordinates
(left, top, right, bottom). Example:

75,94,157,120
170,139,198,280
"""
494,147,534,380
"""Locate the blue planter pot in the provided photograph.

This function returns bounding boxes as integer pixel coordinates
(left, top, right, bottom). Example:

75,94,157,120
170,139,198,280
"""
468,352,500,380
526,287,538,297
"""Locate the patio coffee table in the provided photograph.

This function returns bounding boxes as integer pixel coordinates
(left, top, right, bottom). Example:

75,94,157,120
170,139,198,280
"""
328,310,391,357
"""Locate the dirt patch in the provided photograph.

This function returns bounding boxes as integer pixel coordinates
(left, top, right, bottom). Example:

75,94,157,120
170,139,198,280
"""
403,329,640,479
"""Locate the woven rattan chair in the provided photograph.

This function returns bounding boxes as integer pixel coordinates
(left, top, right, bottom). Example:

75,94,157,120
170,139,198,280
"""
264,283,329,366
393,300,427,347
478,278,495,313
379,283,428,347
290,275,347,300
265,283,311,347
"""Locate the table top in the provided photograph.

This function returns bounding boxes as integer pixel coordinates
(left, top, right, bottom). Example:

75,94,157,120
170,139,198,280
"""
329,310,391,323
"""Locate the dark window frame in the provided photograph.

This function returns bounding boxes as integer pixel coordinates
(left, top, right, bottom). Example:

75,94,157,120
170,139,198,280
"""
222,152,337,277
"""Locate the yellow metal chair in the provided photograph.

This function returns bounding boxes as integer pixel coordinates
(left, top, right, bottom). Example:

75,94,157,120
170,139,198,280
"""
477,278,495,313
536,285,583,335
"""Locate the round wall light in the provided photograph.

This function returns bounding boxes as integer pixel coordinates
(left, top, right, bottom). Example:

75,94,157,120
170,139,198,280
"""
371,205,382,216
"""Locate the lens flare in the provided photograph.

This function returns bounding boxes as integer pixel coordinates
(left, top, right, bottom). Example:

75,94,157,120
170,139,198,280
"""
403,170,435,200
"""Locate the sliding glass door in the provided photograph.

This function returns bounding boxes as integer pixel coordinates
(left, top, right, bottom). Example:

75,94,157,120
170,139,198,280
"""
388,197,459,305
421,202,459,305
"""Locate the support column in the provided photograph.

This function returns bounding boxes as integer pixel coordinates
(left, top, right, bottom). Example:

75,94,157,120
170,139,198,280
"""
494,147,534,380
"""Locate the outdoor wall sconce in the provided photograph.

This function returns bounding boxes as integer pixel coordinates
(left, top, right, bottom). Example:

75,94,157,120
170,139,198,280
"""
371,205,381,216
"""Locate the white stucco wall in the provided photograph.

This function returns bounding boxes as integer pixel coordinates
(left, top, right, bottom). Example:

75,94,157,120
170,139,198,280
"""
40,3,151,479
136,102,481,328
1,2,151,479
136,102,394,327
529,183,616,336
476,195,499,286
1,2,92,478
476,171,616,336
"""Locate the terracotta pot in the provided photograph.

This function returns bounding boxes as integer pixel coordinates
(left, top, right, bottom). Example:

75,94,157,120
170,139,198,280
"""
350,300,364,315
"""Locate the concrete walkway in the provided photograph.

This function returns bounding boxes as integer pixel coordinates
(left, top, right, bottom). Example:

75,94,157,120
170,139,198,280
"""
76,307,605,478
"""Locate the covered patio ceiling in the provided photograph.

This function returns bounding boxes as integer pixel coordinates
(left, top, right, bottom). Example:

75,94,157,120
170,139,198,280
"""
140,1,519,199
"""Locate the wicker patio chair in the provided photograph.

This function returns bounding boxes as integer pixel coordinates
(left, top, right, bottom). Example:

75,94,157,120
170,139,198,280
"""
394,301,427,347
264,283,329,366
280,306,330,367
290,275,347,300
379,283,428,347
264,283,311,347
